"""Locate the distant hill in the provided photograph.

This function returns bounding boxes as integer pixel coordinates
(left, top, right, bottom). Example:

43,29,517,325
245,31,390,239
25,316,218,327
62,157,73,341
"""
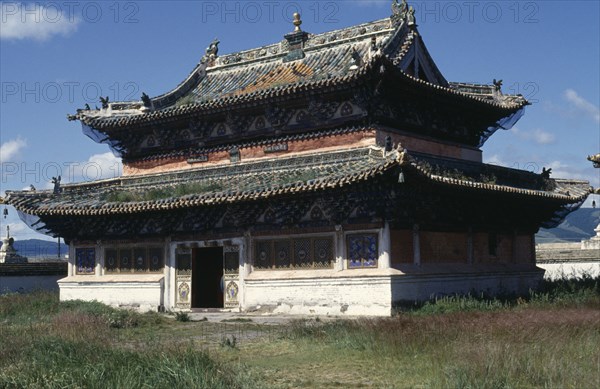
536,208,600,243
1,239,69,259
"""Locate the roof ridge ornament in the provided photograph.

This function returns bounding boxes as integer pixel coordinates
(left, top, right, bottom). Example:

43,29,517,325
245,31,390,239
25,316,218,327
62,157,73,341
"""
407,6,417,28
391,0,409,26
293,12,302,32
202,38,220,67
283,13,309,63
141,92,152,110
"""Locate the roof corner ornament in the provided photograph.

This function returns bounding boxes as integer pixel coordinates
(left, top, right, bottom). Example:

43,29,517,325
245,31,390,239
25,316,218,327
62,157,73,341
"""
588,154,600,169
370,36,378,52
541,167,552,179
385,135,394,152
141,92,153,110
391,0,409,26
202,38,220,67
52,176,62,195
493,79,503,93
349,47,362,71
283,13,309,63
407,6,417,28
99,96,110,110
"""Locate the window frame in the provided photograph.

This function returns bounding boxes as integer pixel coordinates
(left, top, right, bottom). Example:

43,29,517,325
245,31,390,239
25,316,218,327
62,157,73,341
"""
253,235,335,270
75,247,96,275
346,233,379,269
103,245,165,274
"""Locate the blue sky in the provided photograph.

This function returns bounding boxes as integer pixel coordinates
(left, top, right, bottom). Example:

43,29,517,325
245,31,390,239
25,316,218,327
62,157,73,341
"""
1,0,599,241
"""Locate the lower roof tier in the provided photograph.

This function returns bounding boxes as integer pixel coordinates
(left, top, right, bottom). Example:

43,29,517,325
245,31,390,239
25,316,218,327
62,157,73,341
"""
5,145,590,220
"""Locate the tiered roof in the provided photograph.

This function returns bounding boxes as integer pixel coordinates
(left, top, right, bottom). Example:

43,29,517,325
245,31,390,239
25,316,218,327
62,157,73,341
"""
3,1,591,237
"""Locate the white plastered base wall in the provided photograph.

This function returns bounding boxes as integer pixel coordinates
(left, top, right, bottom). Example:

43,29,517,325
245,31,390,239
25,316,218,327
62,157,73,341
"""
244,269,394,316
59,275,164,312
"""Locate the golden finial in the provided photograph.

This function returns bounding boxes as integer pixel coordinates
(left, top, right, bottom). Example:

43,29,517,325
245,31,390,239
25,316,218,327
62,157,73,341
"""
293,13,302,32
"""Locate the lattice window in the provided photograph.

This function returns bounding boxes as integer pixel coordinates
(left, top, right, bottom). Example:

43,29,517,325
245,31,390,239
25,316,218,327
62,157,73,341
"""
176,248,192,276
148,248,164,273
75,248,95,275
104,247,165,273
314,238,333,268
347,234,378,268
255,241,272,269
254,236,334,269
119,249,133,272
294,239,312,268
105,249,118,273
134,248,147,272
275,240,291,268
224,251,239,274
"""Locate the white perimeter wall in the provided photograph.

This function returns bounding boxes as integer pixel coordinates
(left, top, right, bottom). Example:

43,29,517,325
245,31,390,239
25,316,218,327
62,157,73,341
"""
538,262,600,280
0,275,62,293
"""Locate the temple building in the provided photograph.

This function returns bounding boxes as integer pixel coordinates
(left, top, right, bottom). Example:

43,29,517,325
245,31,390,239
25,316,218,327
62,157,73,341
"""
3,2,592,315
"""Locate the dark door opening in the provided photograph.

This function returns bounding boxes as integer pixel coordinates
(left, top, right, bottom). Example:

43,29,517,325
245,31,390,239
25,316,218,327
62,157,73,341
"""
191,247,224,308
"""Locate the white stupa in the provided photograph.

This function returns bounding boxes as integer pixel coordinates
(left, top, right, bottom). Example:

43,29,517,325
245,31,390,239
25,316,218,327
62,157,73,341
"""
0,226,27,264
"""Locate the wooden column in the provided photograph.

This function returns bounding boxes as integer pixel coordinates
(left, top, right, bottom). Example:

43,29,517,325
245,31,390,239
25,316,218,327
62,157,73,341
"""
467,227,474,265
379,221,391,269
412,224,421,266
68,243,75,277
335,225,344,271
243,230,252,278
512,230,518,264
95,240,103,277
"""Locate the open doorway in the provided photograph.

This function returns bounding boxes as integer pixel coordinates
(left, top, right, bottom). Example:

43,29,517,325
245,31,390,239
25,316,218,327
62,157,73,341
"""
191,247,224,309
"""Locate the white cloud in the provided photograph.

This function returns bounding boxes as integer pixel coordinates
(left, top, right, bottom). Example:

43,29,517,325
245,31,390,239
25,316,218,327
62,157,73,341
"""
510,127,555,145
530,129,556,145
6,222,26,235
0,137,27,164
484,150,598,186
484,154,507,166
64,152,122,183
564,89,600,124
0,3,79,41
546,160,590,181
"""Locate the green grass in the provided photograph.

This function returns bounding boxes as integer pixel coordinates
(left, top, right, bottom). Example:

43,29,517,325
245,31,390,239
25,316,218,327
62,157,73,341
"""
1,277,599,388
0,292,256,389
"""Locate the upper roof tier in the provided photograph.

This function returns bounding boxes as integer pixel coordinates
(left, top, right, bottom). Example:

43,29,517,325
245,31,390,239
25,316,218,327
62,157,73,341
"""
69,4,528,132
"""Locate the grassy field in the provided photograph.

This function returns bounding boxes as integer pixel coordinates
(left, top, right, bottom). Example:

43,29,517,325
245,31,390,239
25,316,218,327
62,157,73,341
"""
1,276,599,388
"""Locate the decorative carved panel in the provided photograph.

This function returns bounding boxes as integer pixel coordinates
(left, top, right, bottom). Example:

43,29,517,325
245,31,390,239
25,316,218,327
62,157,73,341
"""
223,245,240,309
175,248,192,309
